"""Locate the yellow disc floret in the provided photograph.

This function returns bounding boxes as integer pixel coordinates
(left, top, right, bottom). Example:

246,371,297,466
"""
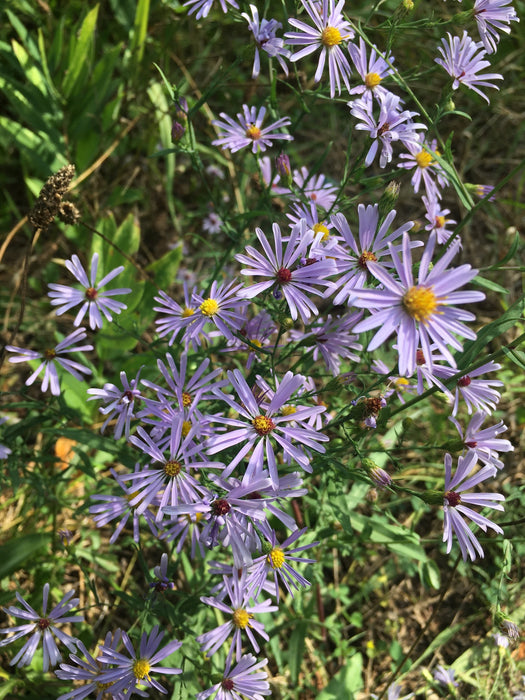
200,298,219,316
415,150,433,169
313,222,330,242
181,420,192,437
402,285,438,323
435,215,445,229
182,307,195,318
365,72,382,88
245,125,262,141
267,547,285,569
281,405,297,417
164,460,182,477
252,415,275,435
133,658,151,680
321,26,342,47
232,608,253,629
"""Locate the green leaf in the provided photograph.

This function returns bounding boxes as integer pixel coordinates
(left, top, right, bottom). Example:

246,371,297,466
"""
129,0,150,66
317,653,363,699
0,533,49,579
457,297,525,368
62,5,100,97
147,245,182,289
471,275,509,294
419,560,441,589
288,622,307,683
503,347,525,370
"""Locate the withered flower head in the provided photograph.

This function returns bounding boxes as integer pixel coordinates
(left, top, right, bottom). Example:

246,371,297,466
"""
28,164,76,230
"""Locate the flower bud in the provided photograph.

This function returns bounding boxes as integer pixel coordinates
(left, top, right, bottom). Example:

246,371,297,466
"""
171,121,186,142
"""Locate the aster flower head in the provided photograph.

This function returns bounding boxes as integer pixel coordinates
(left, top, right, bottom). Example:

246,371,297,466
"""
292,166,339,209
449,411,513,470
243,5,291,79
247,524,318,603
235,220,336,323
398,137,450,199
351,231,485,376
435,31,503,103
348,37,395,105
153,283,201,349
285,0,354,97
422,194,457,245
206,369,329,485
181,280,248,347
55,631,126,700
48,253,131,330
197,571,278,665
196,653,270,700
473,0,519,53
433,664,459,687
443,451,505,561
212,105,293,154
97,626,182,696
87,368,143,440
350,93,427,168
0,584,83,671
203,211,223,235
326,204,416,305
432,361,503,415
6,328,93,396
184,0,238,20
149,553,175,593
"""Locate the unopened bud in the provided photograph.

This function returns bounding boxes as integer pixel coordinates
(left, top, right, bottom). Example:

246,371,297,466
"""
421,489,444,506
171,121,186,142
378,180,400,217
276,153,293,187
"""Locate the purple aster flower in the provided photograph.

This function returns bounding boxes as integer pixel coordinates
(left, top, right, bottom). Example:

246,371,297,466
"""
235,220,336,323
243,5,290,79
350,93,427,168
163,476,272,567
154,283,201,349
493,632,510,648
222,310,276,370
473,0,519,53
48,253,131,330
348,37,395,105
473,183,496,201
161,511,207,559
372,684,414,700
6,328,93,396
326,204,416,305
212,105,292,154
184,0,238,19
371,359,417,404
87,368,143,440
289,312,362,376
197,653,270,700
97,626,182,696
247,524,317,603
292,166,339,209
55,631,127,700
285,0,354,98
432,361,503,415
433,664,459,687
398,137,450,199
443,451,504,561
185,280,248,345
197,571,277,665
127,422,221,521
203,211,223,235
287,202,337,244
0,584,83,671
149,553,175,594
90,467,159,543
435,31,503,103
351,231,485,376
207,369,328,484
449,411,513,470
422,194,457,245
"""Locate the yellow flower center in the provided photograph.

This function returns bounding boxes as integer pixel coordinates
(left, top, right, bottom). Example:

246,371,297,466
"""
182,391,191,408
181,420,191,437
435,215,445,228
164,460,182,477
313,222,330,242
245,125,262,140
232,608,253,629
321,26,342,47
125,490,141,504
267,547,285,569
96,681,114,691
415,150,433,169
394,377,410,388
281,405,297,417
365,72,382,88
44,348,56,360
249,338,262,349
402,285,438,322
252,415,275,435
182,307,195,318
133,658,151,680
200,298,219,316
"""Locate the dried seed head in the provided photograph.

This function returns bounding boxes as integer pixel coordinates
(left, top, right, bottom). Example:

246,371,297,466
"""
58,201,80,225
28,165,76,230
